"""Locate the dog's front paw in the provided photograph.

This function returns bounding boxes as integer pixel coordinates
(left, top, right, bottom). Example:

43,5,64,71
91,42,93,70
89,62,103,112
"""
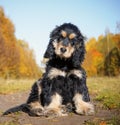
29,108,44,116
27,102,44,116
76,103,94,115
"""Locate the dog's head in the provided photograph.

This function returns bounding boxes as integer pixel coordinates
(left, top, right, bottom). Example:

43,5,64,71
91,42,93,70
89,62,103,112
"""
44,23,86,66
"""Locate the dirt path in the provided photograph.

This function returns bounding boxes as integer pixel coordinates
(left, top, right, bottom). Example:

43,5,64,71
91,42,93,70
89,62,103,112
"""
0,91,119,125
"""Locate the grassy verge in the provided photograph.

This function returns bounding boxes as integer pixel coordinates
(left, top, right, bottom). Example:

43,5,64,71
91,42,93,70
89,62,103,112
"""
0,79,35,94
86,77,120,125
87,77,120,109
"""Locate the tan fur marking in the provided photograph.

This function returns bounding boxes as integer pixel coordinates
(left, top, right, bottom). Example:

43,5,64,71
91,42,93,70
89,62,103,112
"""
73,93,94,115
48,68,66,79
53,40,58,48
29,101,43,110
61,30,67,38
68,70,82,79
63,43,74,58
69,33,76,39
42,58,49,64
44,93,66,116
53,41,63,56
47,93,62,109
36,80,42,97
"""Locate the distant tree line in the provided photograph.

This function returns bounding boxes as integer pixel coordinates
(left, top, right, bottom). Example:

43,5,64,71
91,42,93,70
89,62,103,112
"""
83,33,120,77
0,7,42,79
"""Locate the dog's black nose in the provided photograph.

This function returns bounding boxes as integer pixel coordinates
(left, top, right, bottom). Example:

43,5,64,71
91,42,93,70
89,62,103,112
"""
60,47,66,53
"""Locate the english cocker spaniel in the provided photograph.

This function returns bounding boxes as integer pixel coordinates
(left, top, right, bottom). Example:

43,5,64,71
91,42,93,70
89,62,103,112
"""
26,23,94,117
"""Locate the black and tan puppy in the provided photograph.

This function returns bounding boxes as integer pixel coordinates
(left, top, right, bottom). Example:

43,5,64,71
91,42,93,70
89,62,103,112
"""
27,23,94,117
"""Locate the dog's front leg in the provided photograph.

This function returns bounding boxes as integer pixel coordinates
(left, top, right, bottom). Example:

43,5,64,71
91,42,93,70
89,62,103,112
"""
42,68,68,117
73,93,94,115
26,80,44,116
44,92,67,117
68,69,94,115
44,80,68,117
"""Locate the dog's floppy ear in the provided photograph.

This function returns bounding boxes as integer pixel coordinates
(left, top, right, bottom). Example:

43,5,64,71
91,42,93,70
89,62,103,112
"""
72,33,86,67
43,26,60,59
43,40,54,59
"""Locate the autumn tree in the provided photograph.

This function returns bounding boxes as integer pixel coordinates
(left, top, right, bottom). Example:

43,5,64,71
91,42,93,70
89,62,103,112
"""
0,7,20,78
84,33,120,77
83,38,103,76
17,40,42,78
0,7,42,79
104,47,120,76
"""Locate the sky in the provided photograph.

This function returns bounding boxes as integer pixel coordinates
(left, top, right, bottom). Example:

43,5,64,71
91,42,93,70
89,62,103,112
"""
0,0,120,66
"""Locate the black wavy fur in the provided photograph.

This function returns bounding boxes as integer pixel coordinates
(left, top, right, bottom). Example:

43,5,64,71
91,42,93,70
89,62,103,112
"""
26,23,91,116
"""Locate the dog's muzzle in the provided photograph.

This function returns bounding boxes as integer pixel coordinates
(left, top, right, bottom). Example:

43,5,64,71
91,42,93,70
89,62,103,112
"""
60,47,67,53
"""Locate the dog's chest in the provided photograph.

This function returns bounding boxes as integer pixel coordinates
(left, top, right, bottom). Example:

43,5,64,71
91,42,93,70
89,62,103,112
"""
48,58,74,71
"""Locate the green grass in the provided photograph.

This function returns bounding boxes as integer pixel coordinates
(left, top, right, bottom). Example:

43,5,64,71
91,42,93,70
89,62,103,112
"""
0,79,35,94
87,77,120,109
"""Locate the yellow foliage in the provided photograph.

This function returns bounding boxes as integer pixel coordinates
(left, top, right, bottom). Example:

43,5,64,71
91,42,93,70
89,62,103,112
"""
86,37,97,51
0,7,42,79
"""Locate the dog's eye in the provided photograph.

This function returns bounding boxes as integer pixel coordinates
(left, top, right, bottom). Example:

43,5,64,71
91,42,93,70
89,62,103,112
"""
71,37,78,45
57,37,63,42
71,40,75,46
